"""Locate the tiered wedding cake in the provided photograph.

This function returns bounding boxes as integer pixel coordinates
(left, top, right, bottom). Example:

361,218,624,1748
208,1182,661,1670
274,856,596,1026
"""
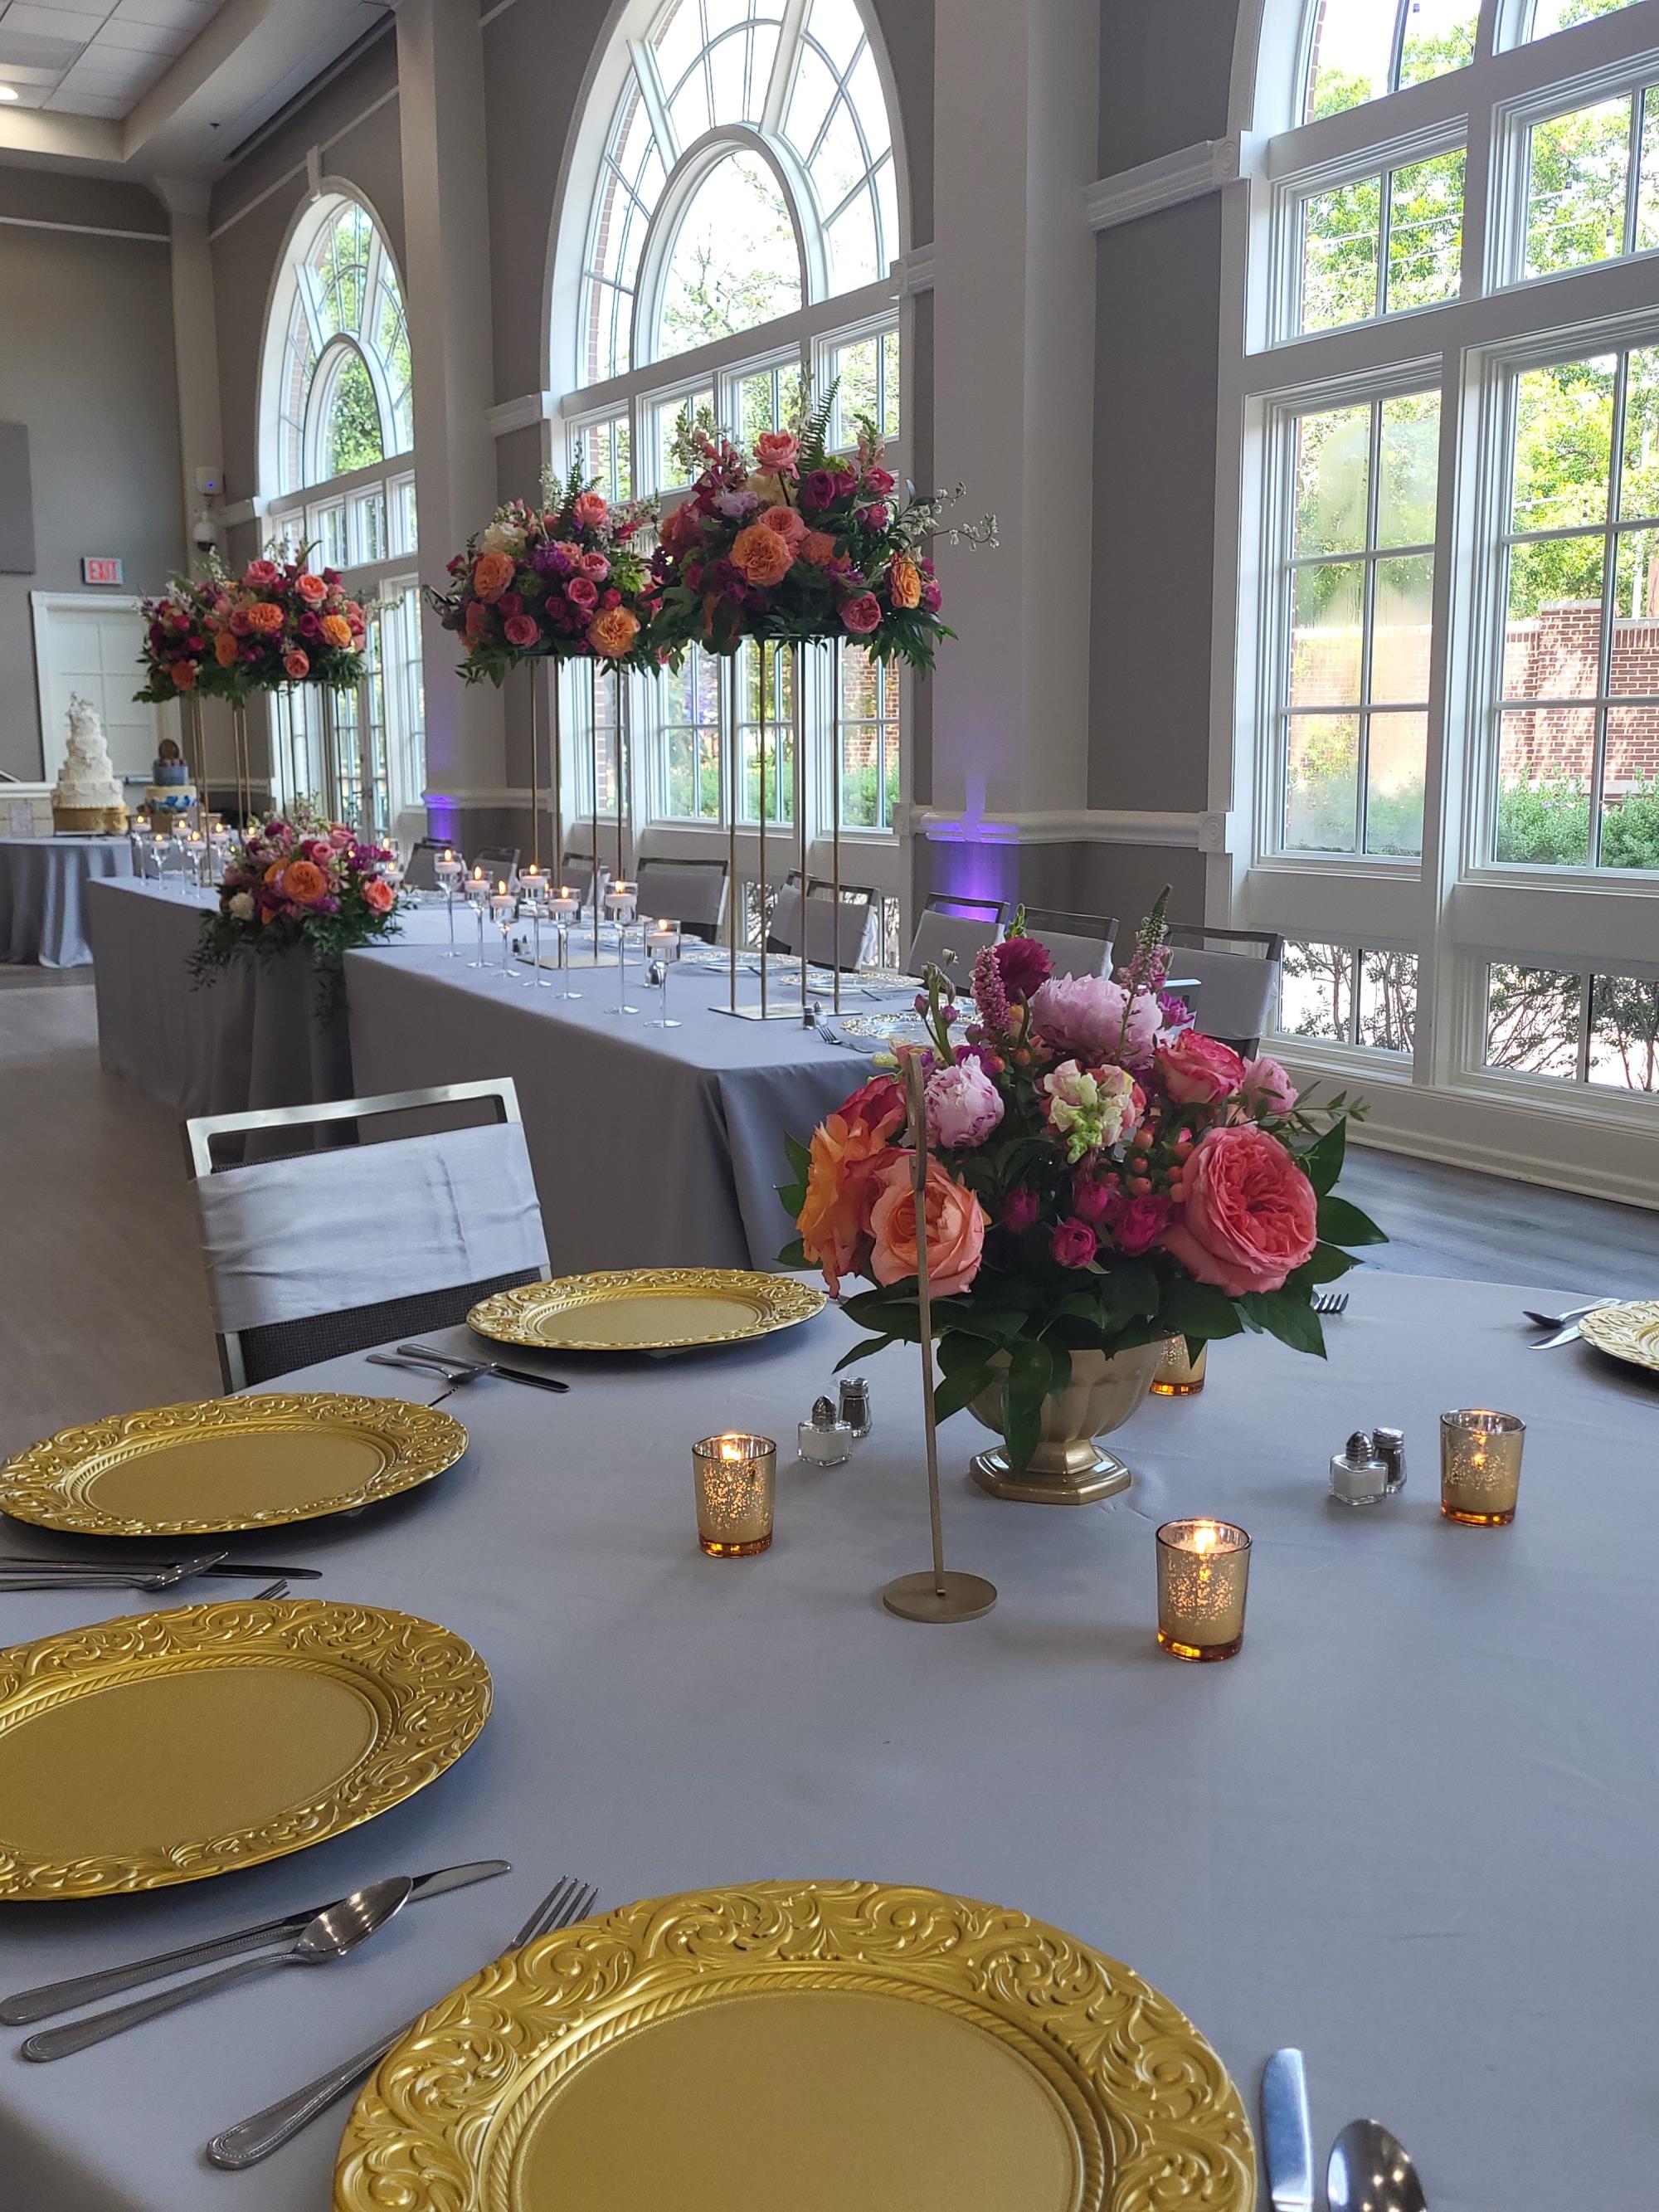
51,695,128,835
144,734,197,825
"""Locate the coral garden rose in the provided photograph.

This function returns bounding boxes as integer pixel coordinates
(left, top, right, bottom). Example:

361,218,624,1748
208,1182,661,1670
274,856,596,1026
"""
797,1113,899,1297
571,490,609,529
755,430,800,474
471,550,516,602
319,615,354,649
214,631,240,666
587,606,640,658
659,504,705,556
172,660,198,690
800,530,838,567
503,614,540,649
565,576,599,614
991,933,1053,1000
887,555,922,610
1051,1216,1098,1269
362,876,395,914
839,591,882,636
280,858,328,905
282,650,310,680
923,1057,1005,1150
1239,1054,1298,1117
868,1157,987,1298
246,602,285,635
731,521,796,587
244,559,280,588
295,572,328,606
1160,1124,1317,1297
1155,1029,1248,1108
759,503,808,550
1031,973,1164,1067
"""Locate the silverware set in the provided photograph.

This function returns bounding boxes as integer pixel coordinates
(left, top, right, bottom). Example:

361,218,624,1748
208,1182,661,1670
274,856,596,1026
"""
367,1344,569,1399
1262,2046,1426,2211
1525,1296,1617,1349
0,1553,320,1595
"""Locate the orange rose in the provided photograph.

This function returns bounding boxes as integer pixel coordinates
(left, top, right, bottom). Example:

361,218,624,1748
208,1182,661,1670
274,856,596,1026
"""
887,556,922,610
472,550,515,602
319,615,353,649
586,606,640,658
213,631,240,666
282,858,328,904
246,602,285,635
172,660,199,691
801,530,838,567
283,650,310,680
731,521,796,587
759,503,807,550
796,1113,900,1297
295,572,328,605
868,1157,987,1298
362,875,395,914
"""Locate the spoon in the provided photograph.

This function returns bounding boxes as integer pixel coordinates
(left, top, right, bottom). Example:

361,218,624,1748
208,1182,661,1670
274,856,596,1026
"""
22,1877,414,2061
1327,2120,1427,2212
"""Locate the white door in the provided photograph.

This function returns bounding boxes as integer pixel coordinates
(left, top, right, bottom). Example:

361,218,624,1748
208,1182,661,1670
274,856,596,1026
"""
30,593,176,782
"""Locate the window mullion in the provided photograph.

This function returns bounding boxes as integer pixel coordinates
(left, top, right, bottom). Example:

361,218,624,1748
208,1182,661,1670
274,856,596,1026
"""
1357,398,1387,857
1623,85,1644,258
1590,347,1631,865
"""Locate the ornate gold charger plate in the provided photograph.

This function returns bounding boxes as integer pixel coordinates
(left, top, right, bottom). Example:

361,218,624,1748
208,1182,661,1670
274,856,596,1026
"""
469,1268,825,1353
1578,1300,1659,1374
0,1599,490,1900
336,1878,1253,2212
0,1393,468,1537
830,1010,968,1044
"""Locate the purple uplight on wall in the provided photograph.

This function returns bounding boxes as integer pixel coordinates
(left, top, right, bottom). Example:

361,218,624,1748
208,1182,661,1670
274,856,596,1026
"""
928,839,1020,914
424,792,460,845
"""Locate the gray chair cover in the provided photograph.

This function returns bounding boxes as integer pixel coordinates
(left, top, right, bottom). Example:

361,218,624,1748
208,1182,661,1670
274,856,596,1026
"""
769,884,870,969
1171,944,1282,1054
635,858,728,940
1027,924,1114,979
907,909,1000,985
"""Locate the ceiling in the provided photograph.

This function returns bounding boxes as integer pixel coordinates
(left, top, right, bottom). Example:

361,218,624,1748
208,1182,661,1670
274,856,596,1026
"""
0,0,227,121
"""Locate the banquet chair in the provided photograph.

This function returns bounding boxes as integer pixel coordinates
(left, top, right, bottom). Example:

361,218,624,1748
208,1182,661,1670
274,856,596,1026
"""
907,897,1005,986
768,880,873,970
471,845,521,887
183,1079,550,1392
635,855,728,943
402,838,453,893
1163,924,1285,1055
559,850,606,909
1021,907,1118,979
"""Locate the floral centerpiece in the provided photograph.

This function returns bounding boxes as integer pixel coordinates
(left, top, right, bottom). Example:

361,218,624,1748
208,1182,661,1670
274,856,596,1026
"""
136,549,368,704
427,461,663,683
651,389,993,668
780,897,1384,1481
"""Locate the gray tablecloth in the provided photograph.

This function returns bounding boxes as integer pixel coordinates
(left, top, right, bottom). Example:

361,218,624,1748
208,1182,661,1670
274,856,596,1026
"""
0,836,132,966
345,943,882,1269
0,1270,1651,2211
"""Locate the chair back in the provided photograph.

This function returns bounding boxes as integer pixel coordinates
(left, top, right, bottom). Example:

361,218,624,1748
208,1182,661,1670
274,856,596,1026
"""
559,850,605,909
907,908,1000,985
1163,926,1284,1054
184,1079,549,1391
1021,909,1118,980
769,884,872,970
471,845,521,889
635,857,728,942
403,838,450,892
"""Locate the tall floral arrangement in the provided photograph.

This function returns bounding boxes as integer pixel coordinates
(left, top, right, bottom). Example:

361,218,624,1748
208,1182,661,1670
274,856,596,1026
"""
650,388,994,669
779,897,1384,1470
136,548,368,705
428,462,663,684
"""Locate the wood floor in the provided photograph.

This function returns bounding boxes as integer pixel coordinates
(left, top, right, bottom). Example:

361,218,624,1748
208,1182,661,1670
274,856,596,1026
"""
0,975,1652,1459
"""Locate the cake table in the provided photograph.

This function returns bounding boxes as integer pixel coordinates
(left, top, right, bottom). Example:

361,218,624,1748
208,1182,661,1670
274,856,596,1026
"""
0,835,134,967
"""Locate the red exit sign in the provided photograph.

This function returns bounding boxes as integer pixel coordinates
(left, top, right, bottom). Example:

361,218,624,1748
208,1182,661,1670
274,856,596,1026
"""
81,557,124,586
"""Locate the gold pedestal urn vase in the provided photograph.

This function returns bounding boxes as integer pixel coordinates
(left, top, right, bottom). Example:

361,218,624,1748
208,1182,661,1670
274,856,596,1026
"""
968,1342,1165,1505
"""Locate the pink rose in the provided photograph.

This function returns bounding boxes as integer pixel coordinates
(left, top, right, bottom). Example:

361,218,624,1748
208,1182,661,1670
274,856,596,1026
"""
294,572,328,606
759,502,808,550
755,431,800,474
840,592,882,636
868,1157,987,1298
1239,1054,1298,1116
504,614,540,648
1160,1125,1318,1297
572,490,609,529
578,550,611,581
1107,1191,1174,1255
923,1058,1005,1150
1051,1216,1098,1269
565,577,599,614
1001,1186,1040,1233
244,559,279,588
1071,1175,1115,1225
1155,1030,1249,1108
362,876,395,914
1031,974,1163,1062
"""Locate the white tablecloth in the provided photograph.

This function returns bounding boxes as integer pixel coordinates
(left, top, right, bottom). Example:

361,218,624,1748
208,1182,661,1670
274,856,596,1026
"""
0,836,132,967
0,1270,1652,2211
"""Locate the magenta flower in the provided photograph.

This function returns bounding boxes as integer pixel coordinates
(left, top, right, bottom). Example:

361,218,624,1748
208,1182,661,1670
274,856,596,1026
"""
1050,1216,1098,1269
992,933,1052,1001
1000,1186,1040,1233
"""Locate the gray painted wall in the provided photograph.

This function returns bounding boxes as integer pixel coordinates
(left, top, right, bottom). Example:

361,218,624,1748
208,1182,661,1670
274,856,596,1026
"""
0,174,183,782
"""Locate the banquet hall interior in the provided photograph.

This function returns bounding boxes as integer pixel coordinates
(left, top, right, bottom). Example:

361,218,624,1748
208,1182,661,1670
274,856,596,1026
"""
0,0,1656,2206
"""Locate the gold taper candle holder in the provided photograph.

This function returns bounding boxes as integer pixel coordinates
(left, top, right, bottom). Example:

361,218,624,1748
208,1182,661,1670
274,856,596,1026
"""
1155,1518,1250,1661
1151,1337,1208,1396
693,1433,776,1557
1439,1409,1525,1526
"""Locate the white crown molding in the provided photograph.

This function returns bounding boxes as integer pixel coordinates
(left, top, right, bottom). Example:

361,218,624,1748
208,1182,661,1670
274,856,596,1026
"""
892,244,935,297
906,805,1224,850
0,215,168,245
1085,136,1243,234
487,392,556,439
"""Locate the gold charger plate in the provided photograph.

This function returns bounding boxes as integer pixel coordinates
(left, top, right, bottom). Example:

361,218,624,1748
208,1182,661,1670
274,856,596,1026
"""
469,1268,825,1353
336,1878,1254,2212
1578,1300,1659,1373
0,1599,490,1900
0,1393,468,1537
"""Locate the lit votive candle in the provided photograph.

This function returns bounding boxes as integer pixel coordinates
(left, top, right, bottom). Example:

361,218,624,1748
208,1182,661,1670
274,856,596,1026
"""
1439,1409,1525,1526
489,879,516,917
692,1433,776,1557
1155,1518,1251,1661
605,879,638,920
549,885,580,921
1151,1336,1207,1396
518,864,545,898
645,917,680,953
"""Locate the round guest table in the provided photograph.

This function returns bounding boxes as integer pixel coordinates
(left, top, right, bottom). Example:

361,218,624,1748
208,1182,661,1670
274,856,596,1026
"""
0,834,132,967
0,1270,1651,2210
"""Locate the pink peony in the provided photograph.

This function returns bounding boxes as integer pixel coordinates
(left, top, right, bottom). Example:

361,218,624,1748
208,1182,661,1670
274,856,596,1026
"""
755,430,800,474
1031,974,1162,1065
1239,1054,1298,1116
1156,1029,1248,1108
1051,1216,1098,1268
923,1058,1005,1150
839,592,882,636
1160,1125,1317,1297
504,614,540,649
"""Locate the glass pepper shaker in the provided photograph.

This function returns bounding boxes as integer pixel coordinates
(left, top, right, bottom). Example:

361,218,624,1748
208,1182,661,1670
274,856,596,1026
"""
837,1376,872,1439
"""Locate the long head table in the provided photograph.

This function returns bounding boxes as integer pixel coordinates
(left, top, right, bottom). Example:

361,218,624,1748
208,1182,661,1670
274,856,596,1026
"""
0,1269,1650,2210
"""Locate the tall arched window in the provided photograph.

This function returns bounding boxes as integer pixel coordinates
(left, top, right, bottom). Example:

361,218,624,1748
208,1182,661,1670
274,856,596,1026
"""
556,0,908,955
258,192,423,837
1225,0,1659,1184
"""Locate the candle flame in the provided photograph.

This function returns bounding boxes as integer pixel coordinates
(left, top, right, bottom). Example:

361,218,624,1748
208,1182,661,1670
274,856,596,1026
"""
1190,1522,1221,1556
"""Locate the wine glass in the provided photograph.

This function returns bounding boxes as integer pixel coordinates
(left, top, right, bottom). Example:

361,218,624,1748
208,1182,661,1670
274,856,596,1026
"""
645,919,682,1027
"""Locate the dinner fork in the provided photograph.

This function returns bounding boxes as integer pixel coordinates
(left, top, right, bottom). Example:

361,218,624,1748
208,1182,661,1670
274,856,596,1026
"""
204,1874,598,2168
0,1557,229,1595
1313,1290,1350,1316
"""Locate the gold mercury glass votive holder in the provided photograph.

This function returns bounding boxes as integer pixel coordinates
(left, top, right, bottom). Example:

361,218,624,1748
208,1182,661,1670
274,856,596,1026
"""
693,1433,776,1557
1151,1337,1208,1396
1439,1409,1525,1526
1155,1518,1250,1661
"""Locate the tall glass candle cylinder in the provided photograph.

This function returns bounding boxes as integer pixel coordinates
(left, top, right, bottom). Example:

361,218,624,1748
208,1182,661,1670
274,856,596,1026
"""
1439,1410,1525,1526
1155,1518,1250,1661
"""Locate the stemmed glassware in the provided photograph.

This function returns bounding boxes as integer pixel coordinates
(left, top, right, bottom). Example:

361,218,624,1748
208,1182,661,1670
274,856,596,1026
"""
605,879,639,1016
645,918,682,1028
491,876,520,983
184,831,207,894
148,832,175,892
516,866,548,986
435,850,465,957
547,884,581,997
466,870,492,968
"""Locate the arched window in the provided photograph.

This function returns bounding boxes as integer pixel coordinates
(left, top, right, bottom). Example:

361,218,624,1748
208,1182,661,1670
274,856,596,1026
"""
557,0,907,955
266,195,411,498
1225,0,1659,1173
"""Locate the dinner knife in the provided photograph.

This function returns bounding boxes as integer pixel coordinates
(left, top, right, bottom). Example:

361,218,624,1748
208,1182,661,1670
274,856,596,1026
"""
397,1343,570,1394
0,1557,322,1581
0,1858,512,2026
1260,2049,1313,2212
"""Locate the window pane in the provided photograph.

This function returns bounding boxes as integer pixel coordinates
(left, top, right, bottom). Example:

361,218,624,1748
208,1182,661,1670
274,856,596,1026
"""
657,391,713,487
1504,539,1604,697
1358,948,1418,1049
1285,713,1360,850
1610,529,1659,664
1588,972,1659,1087
325,351,382,476
1525,96,1632,278
577,417,632,502
1365,710,1427,853
1295,406,1370,557
1527,0,1642,40
829,336,879,447
1599,711,1659,866
658,152,803,360
1301,177,1382,331
881,327,900,436
1494,709,1595,861
1618,346,1659,516
1399,0,1477,88
1277,940,1356,1040
1291,563,1365,706
1511,358,1615,532
1306,0,1396,119
1372,554,1433,702
1385,149,1463,312
1377,391,1441,547
839,646,882,826
1485,964,1583,1076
